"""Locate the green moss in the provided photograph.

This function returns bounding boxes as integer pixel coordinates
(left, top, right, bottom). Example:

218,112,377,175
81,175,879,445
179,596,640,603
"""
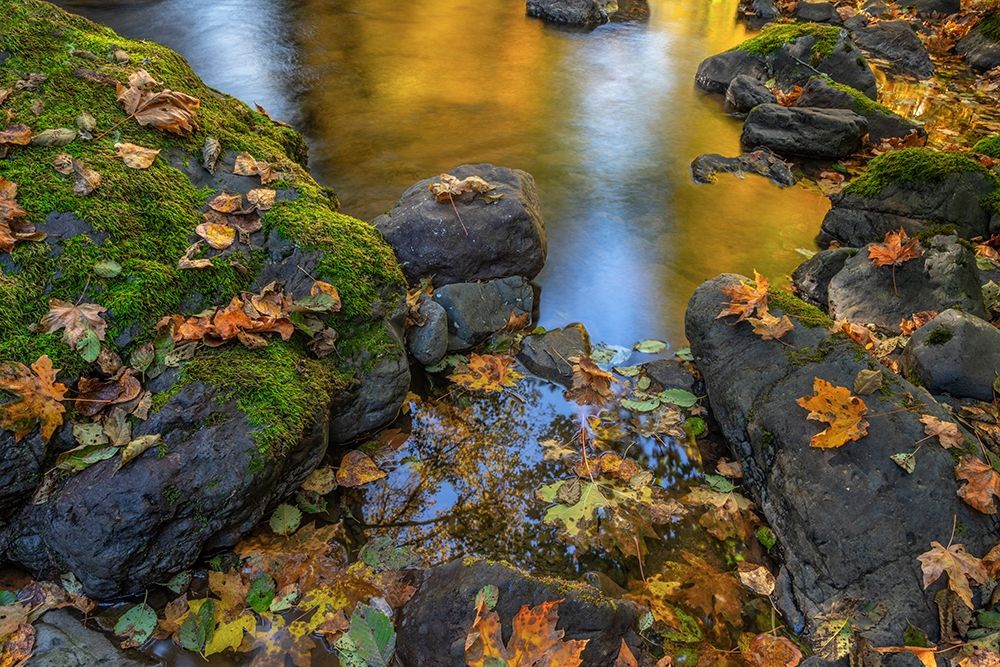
768,288,834,328
916,224,958,244
980,12,1000,43
926,326,954,346
817,76,896,116
735,23,844,62
755,526,777,552
0,0,405,457
844,148,991,198
786,344,830,366
163,484,180,505
973,135,1000,159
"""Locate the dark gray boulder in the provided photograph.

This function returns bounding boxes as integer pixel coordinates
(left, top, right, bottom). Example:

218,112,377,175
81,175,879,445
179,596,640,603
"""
794,1,841,24
791,247,856,309
406,295,449,367
685,274,997,645
902,0,960,16
861,0,891,17
850,20,935,79
751,0,780,20
741,104,868,159
904,309,1000,401
827,235,986,332
374,164,546,287
610,0,650,22
821,149,998,247
691,147,796,186
793,77,925,142
26,610,158,667
433,277,534,351
956,20,1000,72
398,558,640,667
517,324,591,386
725,74,777,113
641,359,697,393
0,427,70,521
697,26,877,98
525,0,616,25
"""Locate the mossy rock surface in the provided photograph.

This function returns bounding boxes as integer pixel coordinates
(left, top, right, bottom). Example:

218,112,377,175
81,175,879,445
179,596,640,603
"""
973,135,1000,159
734,22,844,60
843,147,993,198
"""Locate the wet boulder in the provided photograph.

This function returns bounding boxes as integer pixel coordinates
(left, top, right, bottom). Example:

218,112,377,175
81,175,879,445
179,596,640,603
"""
826,235,986,332
792,76,925,143
433,276,534,351
526,0,618,25
850,20,935,79
790,247,856,309
406,294,449,367
821,148,1000,247
904,309,1000,401
794,1,841,24
398,558,640,667
517,323,591,386
902,0,960,16
956,16,1000,72
685,274,997,644
750,0,780,21
725,74,777,113
697,24,877,98
641,359,697,393
741,104,868,159
26,610,158,667
691,147,796,186
374,164,546,287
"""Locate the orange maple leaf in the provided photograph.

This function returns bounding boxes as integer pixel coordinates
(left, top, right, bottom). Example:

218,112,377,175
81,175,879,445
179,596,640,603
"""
920,415,964,449
564,356,616,408
449,354,524,392
0,355,68,442
465,597,588,667
717,270,770,323
748,311,794,341
868,228,923,294
796,378,869,448
899,311,938,336
916,540,988,609
955,456,1000,514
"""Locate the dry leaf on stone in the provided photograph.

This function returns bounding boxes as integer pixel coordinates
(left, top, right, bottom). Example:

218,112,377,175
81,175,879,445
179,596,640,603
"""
465,596,587,667
917,540,988,609
0,355,68,442
955,456,1000,514
428,174,494,203
195,222,235,250
233,151,279,185
854,369,883,395
748,311,794,341
869,228,923,268
796,378,869,449
900,311,938,336
247,188,276,211
920,415,963,449
207,192,243,213
74,367,142,418
717,270,770,323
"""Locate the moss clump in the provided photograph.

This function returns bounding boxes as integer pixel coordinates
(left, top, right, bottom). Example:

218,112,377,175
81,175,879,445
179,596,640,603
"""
973,135,1000,159
755,526,777,552
843,148,991,198
735,23,845,62
817,76,896,116
0,0,405,457
768,288,834,328
980,12,1000,43
926,326,954,346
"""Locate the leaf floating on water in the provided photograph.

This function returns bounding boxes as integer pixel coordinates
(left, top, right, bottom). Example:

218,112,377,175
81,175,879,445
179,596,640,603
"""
269,503,302,536
737,562,775,597
115,142,160,169
302,465,337,495
114,602,158,648
0,355,68,442
917,540,988,609
449,353,523,392
796,378,869,449
336,450,387,488
564,355,616,407
465,594,587,667
116,69,200,135
634,339,667,354
334,604,397,667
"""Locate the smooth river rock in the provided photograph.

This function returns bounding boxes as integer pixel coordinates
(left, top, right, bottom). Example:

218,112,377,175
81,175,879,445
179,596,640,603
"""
904,309,1000,401
741,104,868,159
792,76,925,143
850,19,935,79
725,74,777,113
433,276,534,351
517,323,591,386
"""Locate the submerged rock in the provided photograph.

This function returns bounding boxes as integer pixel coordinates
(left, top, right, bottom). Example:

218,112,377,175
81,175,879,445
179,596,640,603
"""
792,76,925,143
398,558,640,667
641,359,697,393
826,235,986,332
696,24,877,98
374,164,546,287
433,277,534,351
406,295,449,367
956,15,1000,72
725,74,777,114
850,19,935,79
517,323,591,386
685,274,996,644
26,610,158,667
821,148,1000,247
904,309,1000,401
610,0,650,22
691,147,796,186
741,104,868,159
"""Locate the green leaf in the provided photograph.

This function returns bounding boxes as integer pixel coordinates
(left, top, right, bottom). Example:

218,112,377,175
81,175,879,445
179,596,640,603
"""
476,585,499,612
674,347,694,361
590,344,631,367
620,398,660,413
269,503,302,536
75,329,101,362
60,572,84,597
978,611,1000,630
0,590,17,606
246,573,276,614
704,474,735,494
93,259,122,278
162,571,191,594
334,604,396,667
638,611,654,632
484,658,509,667
657,389,698,408
613,365,642,377
684,417,706,437
891,452,916,474
129,343,155,374
634,339,666,354
114,602,157,646
179,598,216,653
812,618,853,660
55,443,118,472
661,605,703,643
359,536,418,572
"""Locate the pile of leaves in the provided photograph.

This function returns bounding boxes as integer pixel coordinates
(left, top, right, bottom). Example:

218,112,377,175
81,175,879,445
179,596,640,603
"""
716,271,794,342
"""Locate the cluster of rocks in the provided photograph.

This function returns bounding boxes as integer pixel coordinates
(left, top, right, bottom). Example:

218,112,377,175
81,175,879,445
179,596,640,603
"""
524,0,650,28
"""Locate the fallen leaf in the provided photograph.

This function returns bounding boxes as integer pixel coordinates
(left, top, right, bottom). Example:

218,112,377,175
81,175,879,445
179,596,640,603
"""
465,596,587,667
853,369,883,395
74,367,142,418
744,633,802,667
748,311,794,341
449,354,523,392
869,228,923,268
247,188,276,211
233,151,279,185
874,646,937,667
717,270,770,323
39,299,107,360
565,355,616,407
195,221,235,250
920,415,963,449
428,174,494,202
796,378,869,448
737,562,776,597
31,128,76,147
917,540,988,609
117,434,162,470
177,241,213,270
955,456,1000,514
716,458,743,478
336,450,386,487
0,177,45,253
53,155,100,195
0,623,35,666
900,311,938,336
614,640,639,667
116,69,199,135
207,192,242,213
0,355,68,442
0,124,32,146
302,466,337,495
115,142,160,169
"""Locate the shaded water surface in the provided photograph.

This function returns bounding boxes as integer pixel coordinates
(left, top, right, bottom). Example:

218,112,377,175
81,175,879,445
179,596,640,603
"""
60,0,831,345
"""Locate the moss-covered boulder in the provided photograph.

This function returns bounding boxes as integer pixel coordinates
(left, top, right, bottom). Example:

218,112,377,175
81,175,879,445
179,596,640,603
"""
0,0,406,597
695,23,877,99
793,76,925,143
956,12,1000,72
820,148,1000,246
973,134,1000,160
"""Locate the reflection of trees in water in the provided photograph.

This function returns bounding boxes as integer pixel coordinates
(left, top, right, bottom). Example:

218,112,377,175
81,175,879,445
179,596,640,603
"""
357,382,707,582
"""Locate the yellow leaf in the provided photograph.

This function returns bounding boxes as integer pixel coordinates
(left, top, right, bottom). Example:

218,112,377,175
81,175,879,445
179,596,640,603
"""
114,142,160,169
336,450,386,488
204,612,255,656
796,378,869,448
195,222,235,250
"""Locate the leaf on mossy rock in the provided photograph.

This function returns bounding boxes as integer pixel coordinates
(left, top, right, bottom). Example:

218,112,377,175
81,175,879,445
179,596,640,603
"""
177,241,213,270
247,188,277,211
336,450,387,488
116,69,200,136
195,221,236,250
0,124,32,146
748,311,794,341
117,434,162,470
0,176,45,253
40,299,107,357
233,152,279,185
717,270,770,323
52,153,100,195
917,541,988,609
74,368,142,418
114,142,160,169
796,378,868,449
93,259,122,278
0,355,68,442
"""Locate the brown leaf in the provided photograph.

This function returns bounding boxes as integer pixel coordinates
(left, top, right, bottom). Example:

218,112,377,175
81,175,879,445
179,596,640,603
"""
233,152,279,185
177,241,213,270
717,270,770,323
247,188,277,211
900,311,938,336
796,378,869,448
53,155,100,195
613,640,639,667
0,623,35,667
0,177,44,253
74,367,142,418
716,458,743,478
744,633,802,667
737,562,776,597
429,174,494,202
335,450,386,488
39,298,107,349
115,69,199,135
874,646,937,667
955,456,1000,514
0,355,68,442
207,192,243,213
748,311,794,341
853,369,883,395
920,414,963,449
917,540,988,609
195,221,235,250
114,142,160,169
564,356,616,407
301,466,336,495
0,124,32,146
774,85,805,106
868,228,923,268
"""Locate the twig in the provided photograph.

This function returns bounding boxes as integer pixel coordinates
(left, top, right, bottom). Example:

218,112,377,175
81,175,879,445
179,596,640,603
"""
447,193,469,236
92,113,134,142
790,55,823,76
